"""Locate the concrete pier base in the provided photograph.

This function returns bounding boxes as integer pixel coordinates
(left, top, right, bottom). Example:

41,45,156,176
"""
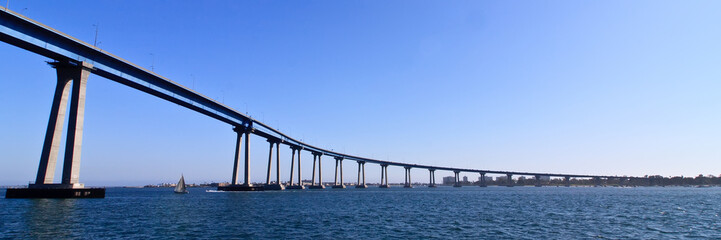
285,185,305,190
453,184,462,188
217,184,264,191
479,184,487,187
332,185,346,189
264,184,285,190
428,184,437,188
535,184,543,187
355,184,367,188
6,187,105,198
404,185,413,188
308,185,325,189
379,184,390,188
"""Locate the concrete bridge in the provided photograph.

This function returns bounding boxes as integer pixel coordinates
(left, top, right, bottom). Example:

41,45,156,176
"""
0,7,641,198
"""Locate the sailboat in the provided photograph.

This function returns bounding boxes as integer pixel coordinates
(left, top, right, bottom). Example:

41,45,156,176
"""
174,174,189,194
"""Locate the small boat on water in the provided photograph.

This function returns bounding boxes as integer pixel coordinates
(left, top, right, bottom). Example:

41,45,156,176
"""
174,174,189,194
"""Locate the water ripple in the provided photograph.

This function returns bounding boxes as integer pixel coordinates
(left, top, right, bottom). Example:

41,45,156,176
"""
2,187,721,239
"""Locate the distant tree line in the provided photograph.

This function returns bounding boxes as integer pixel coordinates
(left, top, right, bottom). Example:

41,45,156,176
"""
453,174,721,187
555,174,721,186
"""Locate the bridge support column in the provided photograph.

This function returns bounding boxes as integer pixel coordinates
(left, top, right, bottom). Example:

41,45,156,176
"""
385,165,389,187
275,142,281,186
266,140,275,185
362,162,366,186
218,124,263,191
332,157,346,188
340,158,344,186
404,167,413,188
355,161,367,188
286,147,304,189
564,176,571,187
288,148,295,185
297,149,303,187
7,61,106,198
453,171,461,187
231,126,245,185
243,130,251,186
334,158,338,185
535,175,543,187
428,169,436,187
264,140,284,190
297,150,302,187
311,154,316,186
379,164,389,188
506,174,514,187
40,62,92,188
479,172,487,187
58,62,90,188
318,154,323,187
308,152,324,189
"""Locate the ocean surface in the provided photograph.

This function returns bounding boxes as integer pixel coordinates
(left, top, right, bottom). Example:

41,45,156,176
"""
1,186,720,239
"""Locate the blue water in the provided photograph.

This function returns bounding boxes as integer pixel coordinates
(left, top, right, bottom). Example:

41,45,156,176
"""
1,186,720,239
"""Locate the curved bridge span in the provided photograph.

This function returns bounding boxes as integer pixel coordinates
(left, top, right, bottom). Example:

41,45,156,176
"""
1,7,639,196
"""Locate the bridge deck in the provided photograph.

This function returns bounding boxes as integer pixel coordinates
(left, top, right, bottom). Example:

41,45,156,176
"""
0,7,632,180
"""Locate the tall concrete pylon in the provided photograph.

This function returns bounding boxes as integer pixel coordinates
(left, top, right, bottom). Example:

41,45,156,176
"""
34,61,92,189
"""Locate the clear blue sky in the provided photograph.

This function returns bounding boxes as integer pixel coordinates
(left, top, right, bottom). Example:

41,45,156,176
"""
1,1,720,186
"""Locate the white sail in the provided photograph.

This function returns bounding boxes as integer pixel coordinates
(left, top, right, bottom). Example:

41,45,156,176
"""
174,175,188,193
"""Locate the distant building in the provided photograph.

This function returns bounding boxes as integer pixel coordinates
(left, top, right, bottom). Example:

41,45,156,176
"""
442,176,456,185
463,176,469,183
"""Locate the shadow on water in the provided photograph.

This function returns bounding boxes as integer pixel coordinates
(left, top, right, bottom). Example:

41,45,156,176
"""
23,198,81,238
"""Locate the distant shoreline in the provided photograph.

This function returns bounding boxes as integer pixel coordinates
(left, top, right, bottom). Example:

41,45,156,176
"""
3,184,720,190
